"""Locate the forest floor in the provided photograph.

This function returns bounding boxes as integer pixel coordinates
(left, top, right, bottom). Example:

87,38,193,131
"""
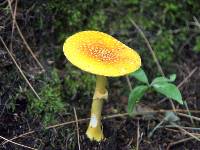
1,1,200,150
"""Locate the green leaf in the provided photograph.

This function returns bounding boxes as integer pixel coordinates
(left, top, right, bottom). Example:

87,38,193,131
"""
151,74,176,85
130,68,149,84
152,82,183,104
128,85,149,114
169,74,176,81
164,111,180,122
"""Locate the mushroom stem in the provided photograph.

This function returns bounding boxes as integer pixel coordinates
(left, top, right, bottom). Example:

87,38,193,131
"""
86,75,108,141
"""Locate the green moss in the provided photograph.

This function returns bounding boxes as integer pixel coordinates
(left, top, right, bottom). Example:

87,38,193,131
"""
26,69,65,126
153,31,174,63
193,36,200,53
63,64,96,102
87,10,107,30
40,0,110,41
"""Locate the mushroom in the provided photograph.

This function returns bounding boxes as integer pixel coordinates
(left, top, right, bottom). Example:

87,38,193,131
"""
63,31,141,141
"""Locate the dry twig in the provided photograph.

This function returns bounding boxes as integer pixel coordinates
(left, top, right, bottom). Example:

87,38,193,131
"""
9,0,17,50
0,37,41,100
193,16,200,29
126,75,133,91
167,136,200,150
73,107,81,150
0,136,36,150
177,112,200,122
170,122,200,142
7,0,45,72
136,119,140,150
129,18,164,76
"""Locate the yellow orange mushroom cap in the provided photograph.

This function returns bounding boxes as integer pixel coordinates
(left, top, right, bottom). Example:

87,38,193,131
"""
63,31,141,77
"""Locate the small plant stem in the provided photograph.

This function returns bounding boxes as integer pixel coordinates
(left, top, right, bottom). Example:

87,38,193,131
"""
86,75,108,141
183,101,194,125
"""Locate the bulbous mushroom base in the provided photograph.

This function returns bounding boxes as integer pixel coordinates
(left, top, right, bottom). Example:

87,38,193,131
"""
86,123,104,141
